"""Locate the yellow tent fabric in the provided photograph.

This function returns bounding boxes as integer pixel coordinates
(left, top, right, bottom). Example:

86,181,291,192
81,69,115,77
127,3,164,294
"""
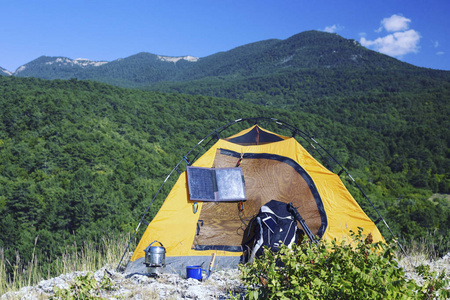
130,125,383,263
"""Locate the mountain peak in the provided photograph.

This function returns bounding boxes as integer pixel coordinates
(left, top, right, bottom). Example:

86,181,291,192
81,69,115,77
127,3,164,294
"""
157,55,199,63
10,31,424,82
13,56,109,76
11,56,108,79
0,67,12,76
43,57,108,68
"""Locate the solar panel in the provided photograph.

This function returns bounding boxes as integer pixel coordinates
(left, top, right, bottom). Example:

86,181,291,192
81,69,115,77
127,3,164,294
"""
186,166,246,202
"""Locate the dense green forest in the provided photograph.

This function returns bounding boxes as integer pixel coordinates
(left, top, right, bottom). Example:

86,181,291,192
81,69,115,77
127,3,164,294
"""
150,68,450,189
9,31,449,196
0,71,448,279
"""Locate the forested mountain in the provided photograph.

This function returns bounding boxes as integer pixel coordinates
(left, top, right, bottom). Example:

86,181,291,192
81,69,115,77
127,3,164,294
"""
0,30,449,279
0,75,448,276
0,67,11,76
8,31,426,85
8,31,450,152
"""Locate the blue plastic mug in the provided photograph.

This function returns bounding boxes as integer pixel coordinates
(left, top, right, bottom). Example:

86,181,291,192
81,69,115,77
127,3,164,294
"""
186,265,207,280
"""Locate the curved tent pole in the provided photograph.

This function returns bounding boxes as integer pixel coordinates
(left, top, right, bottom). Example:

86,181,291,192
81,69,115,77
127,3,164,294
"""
304,135,406,254
116,158,185,271
248,117,406,255
250,118,405,254
117,117,405,270
116,118,244,271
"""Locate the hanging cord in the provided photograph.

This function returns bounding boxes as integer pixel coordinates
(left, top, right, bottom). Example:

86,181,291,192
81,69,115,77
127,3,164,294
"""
236,152,245,213
236,152,251,233
237,209,257,235
235,152,244,167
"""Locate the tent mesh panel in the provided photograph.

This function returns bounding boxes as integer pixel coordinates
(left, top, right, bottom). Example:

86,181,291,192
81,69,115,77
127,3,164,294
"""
192,149,326,250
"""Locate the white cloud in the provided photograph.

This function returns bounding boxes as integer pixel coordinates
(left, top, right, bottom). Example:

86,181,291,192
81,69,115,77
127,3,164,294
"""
436,51,444,55
380,14,411,32
360,29,421,56
360,14,420,57
323,24,343,33
434,41,439,48
324,25,337,33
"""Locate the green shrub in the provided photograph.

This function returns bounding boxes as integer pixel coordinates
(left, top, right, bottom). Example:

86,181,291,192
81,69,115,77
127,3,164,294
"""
239,228,449,299
51,272,114,300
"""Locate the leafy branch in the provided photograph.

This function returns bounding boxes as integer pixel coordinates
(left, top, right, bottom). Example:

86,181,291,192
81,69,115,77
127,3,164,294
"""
239,228,449,299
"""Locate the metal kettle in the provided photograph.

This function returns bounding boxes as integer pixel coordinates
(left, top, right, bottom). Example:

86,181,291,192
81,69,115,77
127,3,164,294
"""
144,240,165,276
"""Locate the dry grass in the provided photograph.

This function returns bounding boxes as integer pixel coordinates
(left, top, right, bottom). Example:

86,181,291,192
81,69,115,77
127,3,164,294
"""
397,233,448,263
1,233,448,298
0,233,135,296
396,237,450,286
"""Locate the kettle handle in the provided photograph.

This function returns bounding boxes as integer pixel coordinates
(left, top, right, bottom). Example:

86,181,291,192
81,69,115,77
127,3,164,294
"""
149,240,164,248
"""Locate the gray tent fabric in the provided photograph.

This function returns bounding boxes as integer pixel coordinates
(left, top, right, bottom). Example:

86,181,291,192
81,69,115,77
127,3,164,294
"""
125,256,241,276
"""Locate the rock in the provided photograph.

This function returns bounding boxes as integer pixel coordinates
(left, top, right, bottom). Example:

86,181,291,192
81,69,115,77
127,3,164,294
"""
38,275,70,293
4,256,446,299
0,266,243,299
399,252,450,289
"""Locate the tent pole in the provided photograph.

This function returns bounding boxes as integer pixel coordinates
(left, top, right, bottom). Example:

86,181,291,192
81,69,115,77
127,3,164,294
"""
245,117,407,255
302,133,407,255
116,159,184,271
118,117,407,271
116,118,243,271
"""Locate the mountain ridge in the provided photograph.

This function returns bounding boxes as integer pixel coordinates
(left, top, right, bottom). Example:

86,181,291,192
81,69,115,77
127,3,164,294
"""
0,50,448,289
1,30,440,83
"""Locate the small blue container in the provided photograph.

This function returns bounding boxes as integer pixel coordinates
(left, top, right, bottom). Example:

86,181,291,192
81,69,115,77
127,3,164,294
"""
186,265,207,280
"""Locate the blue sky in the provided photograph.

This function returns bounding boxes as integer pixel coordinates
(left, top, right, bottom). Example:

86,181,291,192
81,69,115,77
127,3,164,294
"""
1,0,449,72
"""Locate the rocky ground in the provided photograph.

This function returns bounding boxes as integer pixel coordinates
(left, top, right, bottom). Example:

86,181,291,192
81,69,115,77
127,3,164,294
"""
400,252,450,287
1,253,449,299
1,266,245,299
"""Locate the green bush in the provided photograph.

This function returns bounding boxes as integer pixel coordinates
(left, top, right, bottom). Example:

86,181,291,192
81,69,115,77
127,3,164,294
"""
239,229,449,299
51,272,114,300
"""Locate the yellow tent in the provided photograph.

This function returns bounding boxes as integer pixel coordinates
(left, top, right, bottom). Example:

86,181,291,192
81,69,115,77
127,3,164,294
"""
125,124,384,274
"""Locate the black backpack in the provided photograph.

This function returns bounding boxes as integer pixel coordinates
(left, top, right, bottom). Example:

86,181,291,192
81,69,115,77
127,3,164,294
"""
249,200,299,261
